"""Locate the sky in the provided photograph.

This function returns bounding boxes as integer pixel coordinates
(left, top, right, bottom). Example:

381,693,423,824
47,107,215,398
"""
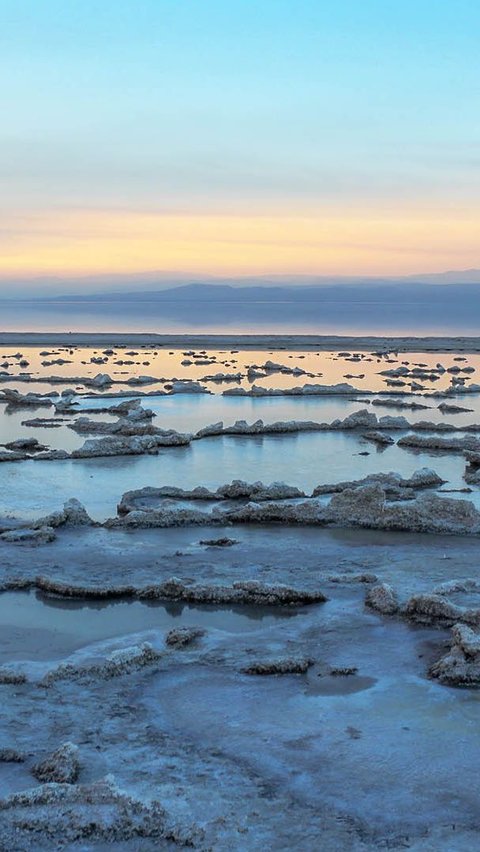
0,0,479,286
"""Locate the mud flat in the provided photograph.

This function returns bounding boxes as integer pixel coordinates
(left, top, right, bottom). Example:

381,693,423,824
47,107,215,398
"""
2,331,480,352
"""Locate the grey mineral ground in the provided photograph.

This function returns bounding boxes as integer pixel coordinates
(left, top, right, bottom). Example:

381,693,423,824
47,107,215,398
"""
0,521,479,850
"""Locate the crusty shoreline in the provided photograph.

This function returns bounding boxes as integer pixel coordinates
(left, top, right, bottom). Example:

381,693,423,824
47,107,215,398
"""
1,331,480,351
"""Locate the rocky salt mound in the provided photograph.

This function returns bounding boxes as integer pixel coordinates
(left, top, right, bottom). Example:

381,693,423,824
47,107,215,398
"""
108,473,479,536
430,624,480,686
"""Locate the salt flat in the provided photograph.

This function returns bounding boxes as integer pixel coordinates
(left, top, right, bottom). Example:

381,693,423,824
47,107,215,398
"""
1,341,480,849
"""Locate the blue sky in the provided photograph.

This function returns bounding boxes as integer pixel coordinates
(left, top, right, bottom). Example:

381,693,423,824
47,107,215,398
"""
0,0,478,280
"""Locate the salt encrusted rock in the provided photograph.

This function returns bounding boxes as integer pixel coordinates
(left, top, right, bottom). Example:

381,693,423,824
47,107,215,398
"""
200,537,238,547
195,421,225,438
326,485,480,535
403,594,480,627
365,583,399,615
117,485,216,513
139,578,327,606
313,469,444,497
330,666,358,676
42,643,162,685
223,382,362,397
200,371,244,382
378,366,410,377
362,431,395,445
33,575,136,599
0,526,56,544
430,624,480,686
438,402,474,414
69,414,163,437
117,480,305,515
126,374,158,385
0,450,28,462
165,627,206,647
170,380,209,393
22,575,320,608
32,743,80,784
0,749,26,763
216,479,305,501
55,399,77,413
111,505,213,528
398,434,480,452
377,414,411,428
72,432,190,458
242,657,314,675
0,776,185,847
85,373,113,388
263,360,290,371
408,468,445,487
119,469,442,515
224,500,326,525
332,408,377,429
195,418,329,437
21,417,68,428
372,398,431,410
4,438,47,451
111,470,480,534
109,398,153,417
33,449,71,461
465,450,480,467
62,497,94,525
33,498,94,529
465,449,480,481
113,481,478,534
0,388,53,408
0,669,27,684
328,573,378,584
433,578,480,595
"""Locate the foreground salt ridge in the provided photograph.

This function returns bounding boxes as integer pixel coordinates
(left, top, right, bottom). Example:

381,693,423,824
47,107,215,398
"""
3,471,480,540
107,485,480,535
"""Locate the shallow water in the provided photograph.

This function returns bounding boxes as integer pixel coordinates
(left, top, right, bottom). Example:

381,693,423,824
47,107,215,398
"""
0,430,476,520
1,390,479,454
2,298,480,335
2,346,479,395
1,346,480,520
0,591,306,662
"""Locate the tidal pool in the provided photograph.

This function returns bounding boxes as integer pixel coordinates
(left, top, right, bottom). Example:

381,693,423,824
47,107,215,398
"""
0,590,306,663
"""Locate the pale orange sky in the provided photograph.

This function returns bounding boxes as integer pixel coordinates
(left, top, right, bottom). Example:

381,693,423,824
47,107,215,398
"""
1,207,479,280
2,3,479,286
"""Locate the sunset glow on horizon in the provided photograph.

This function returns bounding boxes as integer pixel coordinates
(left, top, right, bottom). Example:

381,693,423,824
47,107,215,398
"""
1,206,479,279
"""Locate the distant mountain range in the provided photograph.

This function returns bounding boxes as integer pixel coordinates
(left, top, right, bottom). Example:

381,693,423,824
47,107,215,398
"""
0,278,476,335
1,268,480,301
35,278,480,308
